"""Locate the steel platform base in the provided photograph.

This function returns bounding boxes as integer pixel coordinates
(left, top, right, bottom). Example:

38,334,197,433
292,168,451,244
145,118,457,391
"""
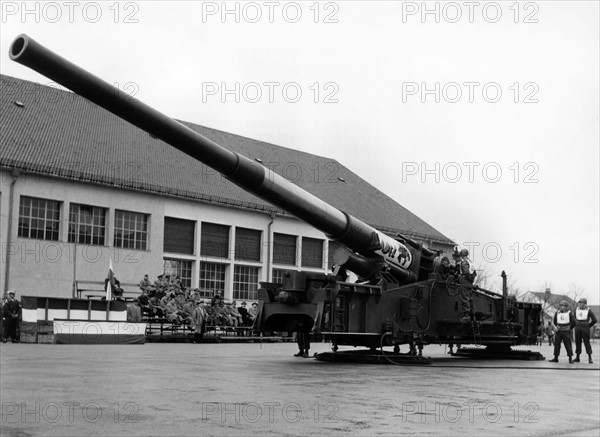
452,347,545,360
314,349,433,364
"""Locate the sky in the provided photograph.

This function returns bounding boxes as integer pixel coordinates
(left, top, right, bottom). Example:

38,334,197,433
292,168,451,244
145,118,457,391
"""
1,1,598,303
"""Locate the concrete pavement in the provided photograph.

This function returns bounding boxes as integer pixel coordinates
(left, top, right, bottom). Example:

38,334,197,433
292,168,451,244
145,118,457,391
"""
1,341,598,436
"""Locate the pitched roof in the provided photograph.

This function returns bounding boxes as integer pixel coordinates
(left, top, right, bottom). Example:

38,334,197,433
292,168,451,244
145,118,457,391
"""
528,292,577,308
1,75,453,245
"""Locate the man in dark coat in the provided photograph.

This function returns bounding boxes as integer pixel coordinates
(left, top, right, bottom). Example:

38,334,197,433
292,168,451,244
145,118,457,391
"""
2,290,21,343
237,302,254,326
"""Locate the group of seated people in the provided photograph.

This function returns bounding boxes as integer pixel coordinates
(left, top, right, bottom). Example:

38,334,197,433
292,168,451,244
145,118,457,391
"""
130,274,258,335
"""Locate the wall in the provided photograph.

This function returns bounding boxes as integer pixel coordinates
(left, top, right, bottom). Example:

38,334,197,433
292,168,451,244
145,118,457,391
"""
0,169,329,300
1,169,166,298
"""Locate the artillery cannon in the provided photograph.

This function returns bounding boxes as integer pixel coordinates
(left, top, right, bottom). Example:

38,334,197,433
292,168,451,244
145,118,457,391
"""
9,35,543,362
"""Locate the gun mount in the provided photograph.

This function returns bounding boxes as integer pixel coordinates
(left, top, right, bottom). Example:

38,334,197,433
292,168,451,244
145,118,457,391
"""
10,35,543,362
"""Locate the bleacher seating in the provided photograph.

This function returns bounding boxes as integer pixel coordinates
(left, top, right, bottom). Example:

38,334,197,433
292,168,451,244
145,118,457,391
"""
75,280,141,301
144,317,195,342
143,315,256,342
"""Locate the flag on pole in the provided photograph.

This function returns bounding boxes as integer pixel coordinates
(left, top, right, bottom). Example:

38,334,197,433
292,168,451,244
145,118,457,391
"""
106,259,115,300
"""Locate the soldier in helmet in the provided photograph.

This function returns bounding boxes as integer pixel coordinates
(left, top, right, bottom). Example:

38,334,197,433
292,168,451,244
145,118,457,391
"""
437,256,456,281
573,298,597,363
549,300,576,363
458,248,473,322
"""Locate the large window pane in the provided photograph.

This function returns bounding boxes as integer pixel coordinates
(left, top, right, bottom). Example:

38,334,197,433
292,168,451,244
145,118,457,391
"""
164,217,195,254
273,233,296,265
114,210,148,250
233,265,259,301
199,262,226,298
200,223,230,259
302,237,324,268
235,228,261,262
68,203,106,245
163,258,193,288
18,196,60,241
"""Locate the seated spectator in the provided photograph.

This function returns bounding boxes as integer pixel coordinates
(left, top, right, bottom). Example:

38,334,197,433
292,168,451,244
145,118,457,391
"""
104,276,124,299
166,292,192,325
154,274,165,289
208,296,228,326
183,297,196,322
139,274,152,291
127,299,142,322
159,293,174,319
191,300,208,343
148,296,165,318
225,302,241,327
138,291,152,317
238,301,255,326
174,276,185,292
249,302,259,319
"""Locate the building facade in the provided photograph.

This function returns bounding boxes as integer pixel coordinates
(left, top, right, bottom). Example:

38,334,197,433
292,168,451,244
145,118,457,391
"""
1,75,454,301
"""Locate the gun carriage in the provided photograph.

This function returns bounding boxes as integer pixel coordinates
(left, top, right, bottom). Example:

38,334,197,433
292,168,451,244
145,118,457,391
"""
9,35,543,362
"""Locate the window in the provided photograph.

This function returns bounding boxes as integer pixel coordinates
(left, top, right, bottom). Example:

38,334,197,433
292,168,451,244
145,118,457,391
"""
302,237,324,268
272,268,297,285
163,258,192,288
201,223,230,259
68,204,106,245
199,262,226,297
114,210,148,250
164,217,195,255
328,240,344,269
234,265,259,301
235,227,261,262
273,233,297,265
18,196,60,241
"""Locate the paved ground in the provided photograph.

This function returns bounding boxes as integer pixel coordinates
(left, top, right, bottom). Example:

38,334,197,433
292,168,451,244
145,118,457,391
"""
1,341,598,436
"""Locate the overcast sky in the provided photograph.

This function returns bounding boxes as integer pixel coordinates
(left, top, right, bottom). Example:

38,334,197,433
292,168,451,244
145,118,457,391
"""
1,1,598,303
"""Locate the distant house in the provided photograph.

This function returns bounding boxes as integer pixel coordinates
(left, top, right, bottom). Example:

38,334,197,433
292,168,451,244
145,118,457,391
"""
521,291,577,323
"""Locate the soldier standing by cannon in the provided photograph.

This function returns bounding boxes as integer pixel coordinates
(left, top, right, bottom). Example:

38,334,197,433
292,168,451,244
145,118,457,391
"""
573,298,597,363
549,300,576,363
457,248,474,322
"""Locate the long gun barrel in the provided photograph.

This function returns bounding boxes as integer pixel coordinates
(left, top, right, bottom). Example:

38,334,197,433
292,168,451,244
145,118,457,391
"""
9,34,417,283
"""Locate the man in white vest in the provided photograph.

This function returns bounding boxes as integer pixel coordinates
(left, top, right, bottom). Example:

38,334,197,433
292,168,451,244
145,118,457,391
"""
573,298,597,363
549,300,576,363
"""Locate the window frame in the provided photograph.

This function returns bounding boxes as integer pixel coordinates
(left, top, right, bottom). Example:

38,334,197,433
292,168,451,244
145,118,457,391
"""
18,196,61,241
113,209,149,250
68,203,107,246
